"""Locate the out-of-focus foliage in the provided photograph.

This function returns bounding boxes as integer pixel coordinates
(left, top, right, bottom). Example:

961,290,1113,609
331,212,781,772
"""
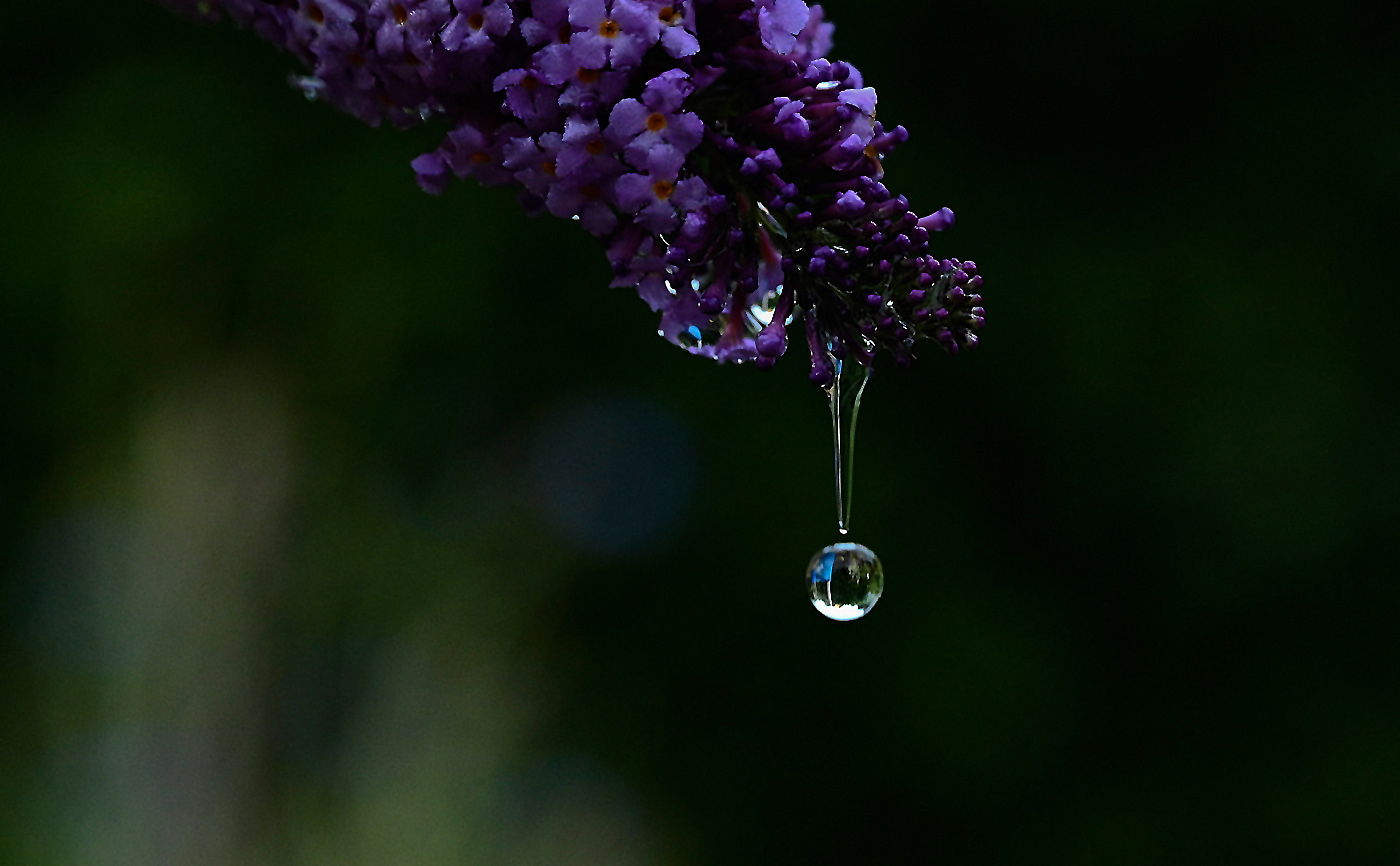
2,2,1397,864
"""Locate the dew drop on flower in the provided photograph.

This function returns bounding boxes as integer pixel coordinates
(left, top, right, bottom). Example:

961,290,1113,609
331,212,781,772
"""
806,542,883,621
753,201,787,238
743,295,777,333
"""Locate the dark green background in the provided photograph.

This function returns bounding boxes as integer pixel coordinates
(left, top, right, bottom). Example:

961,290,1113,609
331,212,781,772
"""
3,1,1397,863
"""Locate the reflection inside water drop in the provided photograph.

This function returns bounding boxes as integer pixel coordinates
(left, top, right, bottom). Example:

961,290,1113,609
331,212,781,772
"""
806,542,883,621
676,323,723,348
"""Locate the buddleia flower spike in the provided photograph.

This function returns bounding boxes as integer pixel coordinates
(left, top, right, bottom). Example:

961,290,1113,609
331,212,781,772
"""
157,0,985,382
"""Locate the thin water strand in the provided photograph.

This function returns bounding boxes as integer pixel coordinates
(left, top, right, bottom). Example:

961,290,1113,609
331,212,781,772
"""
825,359,872,535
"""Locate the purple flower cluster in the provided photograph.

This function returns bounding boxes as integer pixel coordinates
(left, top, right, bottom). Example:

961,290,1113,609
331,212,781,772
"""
160,0,984,383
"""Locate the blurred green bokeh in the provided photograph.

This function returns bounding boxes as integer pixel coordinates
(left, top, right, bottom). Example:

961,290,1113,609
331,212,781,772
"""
2,1,1397,863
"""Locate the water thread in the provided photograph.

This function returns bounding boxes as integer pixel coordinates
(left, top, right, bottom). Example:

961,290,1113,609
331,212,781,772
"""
826,360,872,535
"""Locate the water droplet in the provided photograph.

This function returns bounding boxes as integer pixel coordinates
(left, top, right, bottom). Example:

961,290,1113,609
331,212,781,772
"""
675,323,722,349
754,201,788,238
741,289,785,337
806,542,883,621
290,74,326,101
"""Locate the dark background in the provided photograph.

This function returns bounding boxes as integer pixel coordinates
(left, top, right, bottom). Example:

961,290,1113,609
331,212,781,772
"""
3,1,1398,863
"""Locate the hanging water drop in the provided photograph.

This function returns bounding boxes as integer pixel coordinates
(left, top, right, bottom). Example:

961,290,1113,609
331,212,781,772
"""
808,355,882,620
806,542,884,621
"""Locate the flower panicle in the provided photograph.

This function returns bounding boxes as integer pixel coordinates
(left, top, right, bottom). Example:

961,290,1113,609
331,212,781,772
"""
160,0,984,379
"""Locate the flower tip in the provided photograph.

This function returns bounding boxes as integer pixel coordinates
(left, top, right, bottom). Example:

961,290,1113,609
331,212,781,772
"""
410,152,451,195
917,207,955,232
755,329,786,358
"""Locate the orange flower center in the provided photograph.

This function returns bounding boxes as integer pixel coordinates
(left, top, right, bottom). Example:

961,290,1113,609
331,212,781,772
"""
652,179,675,200
658,6,679,24
306,2,325,24
646,112,668,132
392,4,408,25
470,151,491,164
467,11,485,29
863,144,885,175
543,160,557,176
585,139,606,156
577,67,601,84
522,74,539,91
599,19,619,38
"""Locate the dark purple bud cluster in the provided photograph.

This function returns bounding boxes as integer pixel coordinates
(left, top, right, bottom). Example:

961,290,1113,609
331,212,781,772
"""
159,0,985,381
